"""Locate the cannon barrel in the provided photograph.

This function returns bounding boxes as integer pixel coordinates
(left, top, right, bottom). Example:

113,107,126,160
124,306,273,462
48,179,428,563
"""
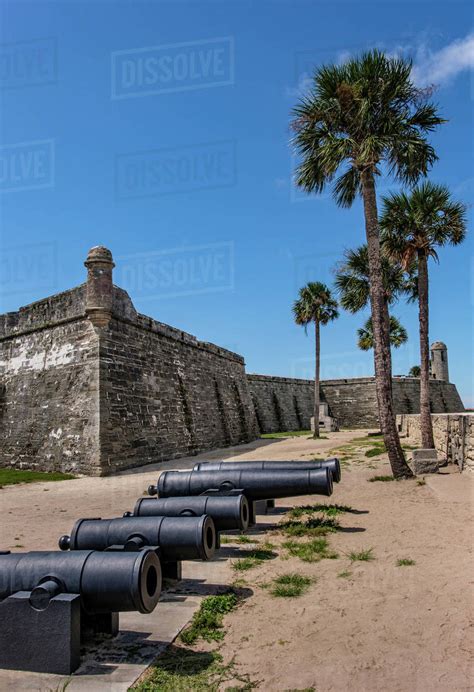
0,549,161,614
149,467,333,500
192,458,341,483
131,495,250,532
59,515,216,562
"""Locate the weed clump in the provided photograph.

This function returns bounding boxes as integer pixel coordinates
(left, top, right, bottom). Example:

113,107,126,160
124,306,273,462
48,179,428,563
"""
283,538,338,563
337,570,352,578
180,593,238,645
232,545,276,571
396,558,415,567
288,503,353,519
348,548,375,562
269,574,312,598
279,516,339,537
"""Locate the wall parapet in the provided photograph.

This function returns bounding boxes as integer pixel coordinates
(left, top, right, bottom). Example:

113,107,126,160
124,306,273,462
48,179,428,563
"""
0,283,243,364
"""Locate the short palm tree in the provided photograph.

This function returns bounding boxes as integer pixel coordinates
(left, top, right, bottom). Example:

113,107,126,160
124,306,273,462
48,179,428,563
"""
292,50,443,477
381,182,467,448
293,282,339,438
357,316,408,351
335,244,414,376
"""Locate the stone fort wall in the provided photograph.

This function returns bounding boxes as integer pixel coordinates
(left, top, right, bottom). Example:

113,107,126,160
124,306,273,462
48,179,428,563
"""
247,374,465,432
397,413,473,472
0,285,102,473
0,255,258,475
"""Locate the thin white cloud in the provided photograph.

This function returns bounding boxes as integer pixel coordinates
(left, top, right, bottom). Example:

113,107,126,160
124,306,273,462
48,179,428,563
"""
285,33,474,99
411,33,474,86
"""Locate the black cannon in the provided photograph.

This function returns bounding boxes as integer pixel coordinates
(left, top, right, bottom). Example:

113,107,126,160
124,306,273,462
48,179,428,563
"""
59,514,216,581
148,467,333,523
0,548,161,674
192,458,341,483
129,494,250,533
149,467,332,500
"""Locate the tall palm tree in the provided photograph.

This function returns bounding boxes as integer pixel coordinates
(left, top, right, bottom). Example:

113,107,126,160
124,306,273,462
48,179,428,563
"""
357,315,408,351
292,50,443,477
381,182,467,448
293,282,339,438
335,244,414,377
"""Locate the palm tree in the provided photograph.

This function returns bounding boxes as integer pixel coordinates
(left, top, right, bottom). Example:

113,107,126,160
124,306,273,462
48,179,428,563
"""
335,244,414,377
357,316,408,351
293,282,339,438
381,182,467,448
292,50,443,477
409,365,421,377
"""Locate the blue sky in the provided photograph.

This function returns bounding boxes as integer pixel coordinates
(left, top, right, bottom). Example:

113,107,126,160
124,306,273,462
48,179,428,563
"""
0,1,473,405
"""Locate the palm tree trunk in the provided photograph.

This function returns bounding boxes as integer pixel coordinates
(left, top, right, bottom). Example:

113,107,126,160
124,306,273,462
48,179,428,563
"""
382,299,392,397
360,168,412,478
313,319,320,438
417,250,435,448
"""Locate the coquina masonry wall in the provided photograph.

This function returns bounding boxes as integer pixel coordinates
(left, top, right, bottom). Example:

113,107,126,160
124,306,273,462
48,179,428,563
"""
397,413,473,472
0,286,102,474
246,374,465,432
246,375,315,433
98,289,258,474
0,248,258,475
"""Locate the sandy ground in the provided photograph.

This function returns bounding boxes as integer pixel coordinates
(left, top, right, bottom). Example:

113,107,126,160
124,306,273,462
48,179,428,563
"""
0,430,473,691
213,440,474,692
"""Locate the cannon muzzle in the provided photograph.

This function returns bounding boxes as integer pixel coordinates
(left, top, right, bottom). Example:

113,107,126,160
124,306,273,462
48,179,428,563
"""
0,549,161,614
192,458,341,483
131,494,250,532
148,467,333,500
60,515,216,562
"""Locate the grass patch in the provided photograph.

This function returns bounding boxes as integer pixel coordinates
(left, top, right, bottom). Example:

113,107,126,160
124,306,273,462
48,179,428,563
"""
397,558,416,567
416,478,426,486
179,593,238,645
235,535,255,544
365,444,387,458
283,538,338,563
232,546,275,571
218,536,233,544
288,503,353,519
279,516,339,537
348,548,375,562
261,430,312,439
132,648,256,691
220,535,257,546
337,570,352,578
368,475,395,482
0,469,75,488
269,574,312,598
